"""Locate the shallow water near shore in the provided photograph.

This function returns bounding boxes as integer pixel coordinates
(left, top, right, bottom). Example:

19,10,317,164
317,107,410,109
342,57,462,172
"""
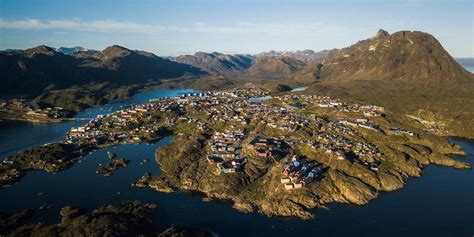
0,87,473,236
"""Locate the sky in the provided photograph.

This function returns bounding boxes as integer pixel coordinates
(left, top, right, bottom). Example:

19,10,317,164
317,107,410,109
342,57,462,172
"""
0,0,473,57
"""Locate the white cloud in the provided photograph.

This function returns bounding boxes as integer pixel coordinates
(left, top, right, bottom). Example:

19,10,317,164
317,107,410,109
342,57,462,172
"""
0,18,328,36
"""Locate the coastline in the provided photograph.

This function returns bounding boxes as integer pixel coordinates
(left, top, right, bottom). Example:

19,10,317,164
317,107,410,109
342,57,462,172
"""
0,86,472,236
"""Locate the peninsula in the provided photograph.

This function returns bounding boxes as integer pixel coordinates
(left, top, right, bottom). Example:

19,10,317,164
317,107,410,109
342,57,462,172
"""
1,85,469,219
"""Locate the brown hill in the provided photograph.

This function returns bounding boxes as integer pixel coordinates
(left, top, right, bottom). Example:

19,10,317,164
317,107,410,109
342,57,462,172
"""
308,29,474,138
249,56,307,76
318,29,473,82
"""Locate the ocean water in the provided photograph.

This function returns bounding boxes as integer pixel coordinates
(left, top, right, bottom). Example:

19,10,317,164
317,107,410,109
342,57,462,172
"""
464,66,474,73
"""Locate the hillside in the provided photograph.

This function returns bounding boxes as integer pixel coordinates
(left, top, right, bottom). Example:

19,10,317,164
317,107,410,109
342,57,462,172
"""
307,29,474,138
0,45,204,97
456,58,474,67
248,56,307,77
317,29,472,82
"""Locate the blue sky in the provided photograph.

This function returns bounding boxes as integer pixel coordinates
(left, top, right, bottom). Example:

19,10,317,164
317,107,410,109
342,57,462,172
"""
0,0,472,57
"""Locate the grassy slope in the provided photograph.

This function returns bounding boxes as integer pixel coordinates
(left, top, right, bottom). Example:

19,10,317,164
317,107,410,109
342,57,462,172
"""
307,79,474,139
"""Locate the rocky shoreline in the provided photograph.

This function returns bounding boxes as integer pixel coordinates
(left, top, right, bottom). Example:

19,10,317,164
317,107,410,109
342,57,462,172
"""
0,143,95,189
0,134,168,189
1,86,471,222
96,158,130,177
142,128,470,219
0,201,217,237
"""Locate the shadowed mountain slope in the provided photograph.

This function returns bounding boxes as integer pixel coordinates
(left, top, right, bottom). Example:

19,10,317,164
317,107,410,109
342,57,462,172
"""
170,52,254,74
0,45,204,97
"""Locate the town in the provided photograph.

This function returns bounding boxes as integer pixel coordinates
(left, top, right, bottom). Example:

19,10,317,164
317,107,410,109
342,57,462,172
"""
0,84,467,223
0,99,72,122
55,85,418,191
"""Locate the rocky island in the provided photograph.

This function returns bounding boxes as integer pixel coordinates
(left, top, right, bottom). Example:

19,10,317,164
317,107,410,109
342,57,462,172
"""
0,201,216,237
0,143,94,188
96,158,130,177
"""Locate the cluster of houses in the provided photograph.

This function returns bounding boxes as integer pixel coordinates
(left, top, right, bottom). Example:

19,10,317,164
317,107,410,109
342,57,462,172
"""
213,87,268,98
276,94,385,117
60,86,390,176
390,127,416,136
0,99,69,119
280,155,324,190
65,100,181,146
338,118,381,132
344,104,385,117
245,136,288,161
66,115,165,146
311,129,382,170
206,130,246,174
261,110,311,132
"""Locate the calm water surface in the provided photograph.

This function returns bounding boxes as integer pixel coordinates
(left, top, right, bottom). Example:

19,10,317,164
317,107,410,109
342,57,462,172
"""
464,66,474,73
0,87,473,236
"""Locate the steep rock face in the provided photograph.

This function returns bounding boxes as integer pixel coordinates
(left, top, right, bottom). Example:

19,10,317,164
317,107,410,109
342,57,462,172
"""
319,29,473,82
170,52,254,74
327,170,377,205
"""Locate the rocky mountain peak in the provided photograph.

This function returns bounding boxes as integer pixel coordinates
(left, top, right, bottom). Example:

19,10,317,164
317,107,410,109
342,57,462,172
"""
102,45,134,58
24,45,56,57
375,29,390,38
56,46,93,55
319,30,472,82
170,51,254,74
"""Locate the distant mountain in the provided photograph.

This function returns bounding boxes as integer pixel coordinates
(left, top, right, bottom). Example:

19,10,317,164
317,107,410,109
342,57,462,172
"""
56,46,95,55
317,29,473,82
170,52,254,74
0,45,204,96
248,56,307,76
456,58,474,67
257,49,337,63
170,50,335,76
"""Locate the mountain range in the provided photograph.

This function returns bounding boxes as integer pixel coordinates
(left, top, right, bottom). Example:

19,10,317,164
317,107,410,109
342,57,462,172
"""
1,29,473,137
0,45,204,96
2,29,472,97
170,52,254,74
56,46,94,55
